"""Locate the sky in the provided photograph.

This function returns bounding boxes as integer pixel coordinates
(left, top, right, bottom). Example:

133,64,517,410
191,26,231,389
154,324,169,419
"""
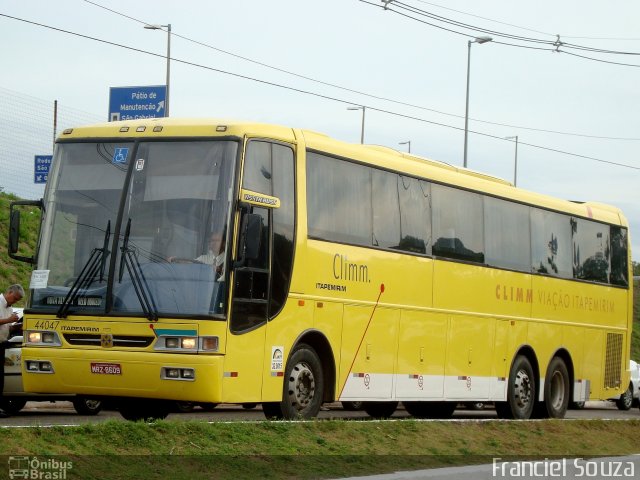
1,0,640,259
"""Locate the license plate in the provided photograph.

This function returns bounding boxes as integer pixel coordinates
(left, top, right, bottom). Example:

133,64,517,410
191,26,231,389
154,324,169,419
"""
90,362,122,375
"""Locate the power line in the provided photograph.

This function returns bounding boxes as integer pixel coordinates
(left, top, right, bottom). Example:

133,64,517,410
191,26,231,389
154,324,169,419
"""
411,0,554,37
1,13,639,171
411,0,640,42
395,0,640,55
370,1,640,63
78,0,640,141
390,1,553,46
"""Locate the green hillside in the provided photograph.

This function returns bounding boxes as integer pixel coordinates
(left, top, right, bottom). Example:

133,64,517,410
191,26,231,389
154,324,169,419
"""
0,190,639,359
0,189,40,307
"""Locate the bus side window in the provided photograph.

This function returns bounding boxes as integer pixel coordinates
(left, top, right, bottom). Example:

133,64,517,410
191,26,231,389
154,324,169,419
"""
243,141,272,195
609,226,628,286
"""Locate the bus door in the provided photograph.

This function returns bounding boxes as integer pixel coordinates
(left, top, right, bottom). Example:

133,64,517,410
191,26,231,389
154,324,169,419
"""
224,139,295,403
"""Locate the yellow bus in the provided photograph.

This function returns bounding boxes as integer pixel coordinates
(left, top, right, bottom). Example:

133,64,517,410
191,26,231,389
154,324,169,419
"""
10,118,632,421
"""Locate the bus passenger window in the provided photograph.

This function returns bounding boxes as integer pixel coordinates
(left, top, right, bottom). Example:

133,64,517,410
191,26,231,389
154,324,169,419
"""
530,209,572,278
484,197,530,271
397,176,430,254
372,170,401,249
307,152,372,246
572,218,610,283
431,184,484,263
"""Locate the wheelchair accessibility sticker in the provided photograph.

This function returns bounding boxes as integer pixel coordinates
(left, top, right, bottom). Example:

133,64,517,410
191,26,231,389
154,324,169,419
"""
113,147,129,164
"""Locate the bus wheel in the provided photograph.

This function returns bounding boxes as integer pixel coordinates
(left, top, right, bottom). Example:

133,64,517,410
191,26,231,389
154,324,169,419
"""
363,401,398,419
496,355,536,419
0,398,27,415
72,397,103,416
198,402,218,412
341,401,363,411
404,401,455,419
615,384,633,411
262,402,283,419
543,357,569,418
119,400,170,421
280,344,324,419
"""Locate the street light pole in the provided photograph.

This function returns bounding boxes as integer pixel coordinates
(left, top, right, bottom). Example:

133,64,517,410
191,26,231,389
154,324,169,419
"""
505,135,519,186
347,106,366,144
463,36,492,168
144,23,171,117
399,140,411,153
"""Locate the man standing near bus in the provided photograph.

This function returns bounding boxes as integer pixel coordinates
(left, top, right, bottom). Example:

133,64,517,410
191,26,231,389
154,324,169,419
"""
0,284,24,418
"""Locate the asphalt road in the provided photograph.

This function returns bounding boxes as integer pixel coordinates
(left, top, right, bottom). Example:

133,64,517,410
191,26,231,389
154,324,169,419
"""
1,400,638,426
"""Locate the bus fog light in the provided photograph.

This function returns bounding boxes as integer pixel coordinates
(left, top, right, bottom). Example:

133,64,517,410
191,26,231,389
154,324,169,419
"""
181,368,195,379
181,338,197,350
25,360,53,373
165,337,179,349
26,361,40,371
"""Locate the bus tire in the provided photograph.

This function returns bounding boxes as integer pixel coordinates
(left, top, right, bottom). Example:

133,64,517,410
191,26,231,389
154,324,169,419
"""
615,383,633,411
496,355,536,419
542,357,569,418
262,402,283,419
404,401,455,419
0,398,27,415
341,401,363,411
72,397,103,416
280,344,324,419
199,402,218,411
569,401,585,410
119,400,170,422
363,401,398,419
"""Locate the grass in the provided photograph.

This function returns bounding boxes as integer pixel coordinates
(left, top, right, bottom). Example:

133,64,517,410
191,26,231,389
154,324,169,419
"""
1,419,639,479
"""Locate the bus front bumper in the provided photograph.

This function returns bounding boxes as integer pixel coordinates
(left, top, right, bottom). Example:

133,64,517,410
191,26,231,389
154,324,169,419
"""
21,347,224,403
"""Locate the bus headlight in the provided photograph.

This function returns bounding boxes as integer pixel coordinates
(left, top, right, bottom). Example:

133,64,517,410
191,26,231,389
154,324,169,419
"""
26,330,62,346
155,335,219,353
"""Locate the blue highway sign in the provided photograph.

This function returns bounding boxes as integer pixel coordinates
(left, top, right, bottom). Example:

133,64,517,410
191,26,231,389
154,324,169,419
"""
109,85,167,121
34,155,52,184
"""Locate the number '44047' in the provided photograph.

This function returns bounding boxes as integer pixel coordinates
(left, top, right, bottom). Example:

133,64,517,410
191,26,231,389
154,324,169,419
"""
33,320,59,330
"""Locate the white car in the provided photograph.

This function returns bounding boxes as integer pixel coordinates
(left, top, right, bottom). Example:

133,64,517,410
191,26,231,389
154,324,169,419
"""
2,308,103,415
609,359,640,411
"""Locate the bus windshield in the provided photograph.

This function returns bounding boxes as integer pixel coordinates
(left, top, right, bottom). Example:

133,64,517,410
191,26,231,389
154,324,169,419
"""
31,139,237,318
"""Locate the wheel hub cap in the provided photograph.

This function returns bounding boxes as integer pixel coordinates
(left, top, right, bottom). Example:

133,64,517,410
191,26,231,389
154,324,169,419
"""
288,362,315,411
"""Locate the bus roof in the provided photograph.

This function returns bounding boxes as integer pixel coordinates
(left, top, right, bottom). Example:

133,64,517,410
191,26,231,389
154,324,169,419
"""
57,118,627,227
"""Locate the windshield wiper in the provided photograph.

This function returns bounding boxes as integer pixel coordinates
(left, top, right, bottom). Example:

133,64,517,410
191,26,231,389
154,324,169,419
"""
57,220,111,319
118,218,158,321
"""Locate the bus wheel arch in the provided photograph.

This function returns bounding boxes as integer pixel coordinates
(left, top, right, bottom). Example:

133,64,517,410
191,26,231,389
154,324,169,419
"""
292,330,337,403
264,331,336,420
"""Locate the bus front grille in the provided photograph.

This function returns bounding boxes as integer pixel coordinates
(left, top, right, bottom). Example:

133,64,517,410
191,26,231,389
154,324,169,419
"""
63,334,155,348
